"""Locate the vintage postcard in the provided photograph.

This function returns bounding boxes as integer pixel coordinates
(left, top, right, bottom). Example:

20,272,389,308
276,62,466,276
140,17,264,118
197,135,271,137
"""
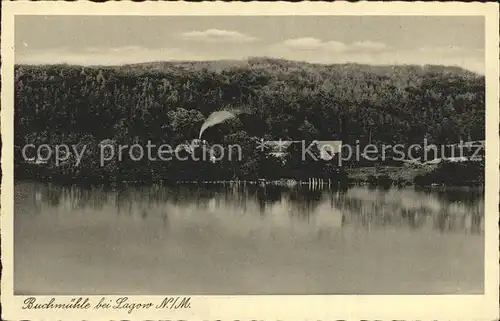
1,1,499,320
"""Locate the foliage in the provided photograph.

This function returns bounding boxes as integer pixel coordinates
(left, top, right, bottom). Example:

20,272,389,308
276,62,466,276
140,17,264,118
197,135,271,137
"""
414,161,485,186
14,58,485,183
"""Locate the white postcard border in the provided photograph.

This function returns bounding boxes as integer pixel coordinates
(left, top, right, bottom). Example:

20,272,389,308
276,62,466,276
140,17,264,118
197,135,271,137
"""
1,2,499,320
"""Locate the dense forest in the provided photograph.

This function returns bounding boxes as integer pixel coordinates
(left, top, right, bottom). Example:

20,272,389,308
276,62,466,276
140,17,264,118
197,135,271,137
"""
14,57,485,185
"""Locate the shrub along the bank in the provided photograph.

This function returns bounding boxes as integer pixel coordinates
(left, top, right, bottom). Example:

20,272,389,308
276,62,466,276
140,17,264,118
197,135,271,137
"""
414,160,484,186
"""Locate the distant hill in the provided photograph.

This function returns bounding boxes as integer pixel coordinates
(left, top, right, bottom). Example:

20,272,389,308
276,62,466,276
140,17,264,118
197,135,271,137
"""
19,57,479,77
14,57,484,182
109,57,479,76
14,56,485,143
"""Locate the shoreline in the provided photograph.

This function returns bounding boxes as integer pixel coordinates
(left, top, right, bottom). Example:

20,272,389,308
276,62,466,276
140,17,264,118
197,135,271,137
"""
14,172,485,190
15,158,485,189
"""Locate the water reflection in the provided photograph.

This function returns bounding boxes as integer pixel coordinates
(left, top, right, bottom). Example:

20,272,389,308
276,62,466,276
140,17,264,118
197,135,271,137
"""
17,181,484,236
14,181,485,294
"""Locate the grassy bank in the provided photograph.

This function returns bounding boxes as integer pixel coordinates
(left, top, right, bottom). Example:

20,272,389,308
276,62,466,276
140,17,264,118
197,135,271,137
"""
347,165,435,184
347,160,484,187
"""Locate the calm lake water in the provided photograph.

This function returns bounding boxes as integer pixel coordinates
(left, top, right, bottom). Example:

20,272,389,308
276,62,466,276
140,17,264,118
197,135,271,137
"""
14,181,484,295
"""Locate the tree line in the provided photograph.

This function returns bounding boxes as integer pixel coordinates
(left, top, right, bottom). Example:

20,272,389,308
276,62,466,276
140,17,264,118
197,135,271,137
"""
14,57,485,184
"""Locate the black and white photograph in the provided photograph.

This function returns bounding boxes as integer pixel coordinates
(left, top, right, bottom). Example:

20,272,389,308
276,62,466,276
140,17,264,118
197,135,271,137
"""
1,2,499,320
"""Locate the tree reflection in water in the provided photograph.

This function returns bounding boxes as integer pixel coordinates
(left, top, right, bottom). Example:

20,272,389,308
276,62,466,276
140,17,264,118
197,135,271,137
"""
23,182,484,235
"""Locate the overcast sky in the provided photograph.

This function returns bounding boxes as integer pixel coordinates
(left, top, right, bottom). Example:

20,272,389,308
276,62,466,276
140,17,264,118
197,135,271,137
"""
15,15,485,73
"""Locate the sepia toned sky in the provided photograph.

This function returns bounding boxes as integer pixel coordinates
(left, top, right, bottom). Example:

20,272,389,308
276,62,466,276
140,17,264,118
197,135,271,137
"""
15,15,485,73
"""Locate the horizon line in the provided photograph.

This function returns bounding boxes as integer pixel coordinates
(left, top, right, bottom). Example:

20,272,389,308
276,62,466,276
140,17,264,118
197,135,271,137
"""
14,56,484,75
